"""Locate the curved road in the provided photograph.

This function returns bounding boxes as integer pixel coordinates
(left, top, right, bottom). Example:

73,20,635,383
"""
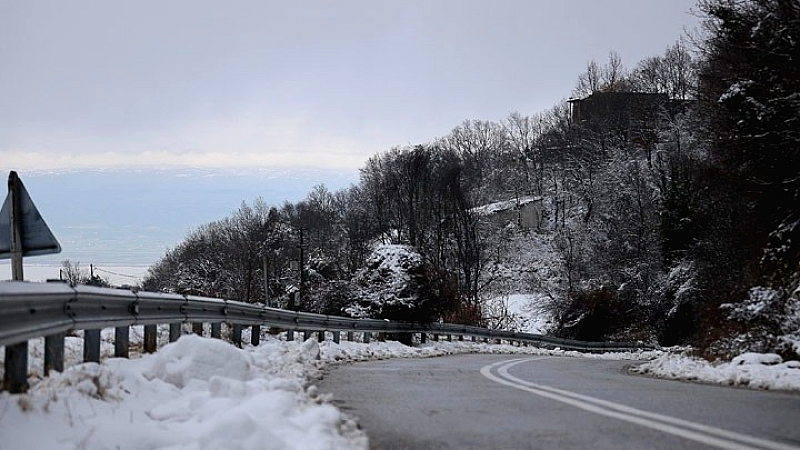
318,354,800,450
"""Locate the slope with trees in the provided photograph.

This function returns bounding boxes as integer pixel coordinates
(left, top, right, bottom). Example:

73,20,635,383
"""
143,0,799,359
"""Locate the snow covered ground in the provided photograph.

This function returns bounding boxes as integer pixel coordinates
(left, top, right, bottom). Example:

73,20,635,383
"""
479,229,563,334
484,293,553,334
632,350,800,391
2,331,799,449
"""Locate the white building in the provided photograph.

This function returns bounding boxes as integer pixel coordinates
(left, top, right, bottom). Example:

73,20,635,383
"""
471,196,543,230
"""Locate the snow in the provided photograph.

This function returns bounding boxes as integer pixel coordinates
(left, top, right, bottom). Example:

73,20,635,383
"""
2,329,655,450
731,352,782,366
346,244,424,318
483,293,553,334
471,195,542,216
632,350,800,391
479,230,563,331
1,334,362,450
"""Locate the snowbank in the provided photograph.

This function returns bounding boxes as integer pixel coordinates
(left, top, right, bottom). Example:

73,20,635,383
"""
1,335,361,450
1,333,654,449
631,351,800,391
14,328,798,449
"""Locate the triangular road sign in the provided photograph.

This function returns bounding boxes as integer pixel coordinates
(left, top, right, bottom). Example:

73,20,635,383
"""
0,174,61,259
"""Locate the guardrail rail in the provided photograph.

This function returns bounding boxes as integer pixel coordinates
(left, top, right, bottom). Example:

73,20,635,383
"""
0,282,655,393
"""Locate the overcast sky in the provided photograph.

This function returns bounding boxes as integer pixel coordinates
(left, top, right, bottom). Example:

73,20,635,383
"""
0,0,701,173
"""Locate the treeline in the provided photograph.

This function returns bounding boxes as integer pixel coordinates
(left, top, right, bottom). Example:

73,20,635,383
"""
680,0,800,357
144,0,800,357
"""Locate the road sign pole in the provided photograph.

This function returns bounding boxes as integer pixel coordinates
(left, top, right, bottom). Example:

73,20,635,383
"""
9,171,23,280
5,171,28,393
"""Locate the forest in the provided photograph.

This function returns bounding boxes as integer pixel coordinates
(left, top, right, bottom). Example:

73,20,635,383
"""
143,0,800,359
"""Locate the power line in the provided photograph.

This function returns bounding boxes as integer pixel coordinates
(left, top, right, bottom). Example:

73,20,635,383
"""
92,266,143,280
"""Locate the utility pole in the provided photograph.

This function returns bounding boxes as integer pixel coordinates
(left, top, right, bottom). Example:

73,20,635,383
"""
263,255,272,307
298,227,306,305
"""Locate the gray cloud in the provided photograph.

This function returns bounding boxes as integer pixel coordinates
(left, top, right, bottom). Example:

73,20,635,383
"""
0,0,700,171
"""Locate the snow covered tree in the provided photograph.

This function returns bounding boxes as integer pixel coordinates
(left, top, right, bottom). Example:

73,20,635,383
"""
697,0,800,280
671,0,800,355
346,245,458,323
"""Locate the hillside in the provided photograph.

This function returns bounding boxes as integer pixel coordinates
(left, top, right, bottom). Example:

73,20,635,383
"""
141,0,800,360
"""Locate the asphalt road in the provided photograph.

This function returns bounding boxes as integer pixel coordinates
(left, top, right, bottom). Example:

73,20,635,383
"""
318,354,800,450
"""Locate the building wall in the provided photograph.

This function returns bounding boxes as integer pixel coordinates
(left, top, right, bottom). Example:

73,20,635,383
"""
486,201,542,230
518,202,542,229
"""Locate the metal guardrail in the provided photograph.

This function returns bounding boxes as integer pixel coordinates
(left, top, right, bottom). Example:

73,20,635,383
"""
1,281,655,392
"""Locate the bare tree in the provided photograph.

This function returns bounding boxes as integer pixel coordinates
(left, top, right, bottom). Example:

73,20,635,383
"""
631,41,696,99
574,60,602,97
60,260,86,285
602,50,628,92
663,41,696,100
632,56,667,93
505,112,545,194
443,119,507,202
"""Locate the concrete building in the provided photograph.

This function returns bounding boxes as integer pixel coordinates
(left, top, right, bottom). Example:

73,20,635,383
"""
472,196,543,230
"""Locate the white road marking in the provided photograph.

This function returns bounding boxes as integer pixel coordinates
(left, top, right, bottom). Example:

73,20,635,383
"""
480,358,800,450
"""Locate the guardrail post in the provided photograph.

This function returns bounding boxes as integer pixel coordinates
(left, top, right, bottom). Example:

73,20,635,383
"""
458,335,464,342
420,332,427,344
4,342,29,393
303,330,312,341
317,331,325,342
363,331,371,343
332,331,340,344
432,333,439,342
45,333,65,374
286,329,295,341
251,325,260,346
84,329,101,362
232,324,242,347
346,331,354,342
115,327,129,358
144,325,157,353
211,322,222,339
192,323,203,336
169,323,181,342
447,334,452,342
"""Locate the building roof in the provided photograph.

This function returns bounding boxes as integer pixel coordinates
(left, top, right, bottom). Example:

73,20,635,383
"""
471,196,542,216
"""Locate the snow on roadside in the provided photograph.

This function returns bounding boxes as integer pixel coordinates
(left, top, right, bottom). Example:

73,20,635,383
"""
1,335,363,450
6,328,799,450
631,350,800,391
1,334,654,450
